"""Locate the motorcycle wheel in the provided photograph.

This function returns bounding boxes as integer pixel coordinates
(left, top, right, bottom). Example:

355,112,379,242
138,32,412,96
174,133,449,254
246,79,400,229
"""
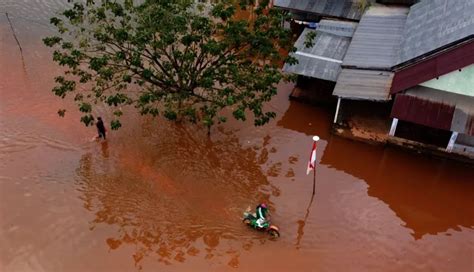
242,218,251,225
268,229,280,238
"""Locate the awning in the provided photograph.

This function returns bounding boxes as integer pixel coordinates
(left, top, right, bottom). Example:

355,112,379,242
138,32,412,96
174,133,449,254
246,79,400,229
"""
283,21,357,82
391,86,474,135
333,69,394,101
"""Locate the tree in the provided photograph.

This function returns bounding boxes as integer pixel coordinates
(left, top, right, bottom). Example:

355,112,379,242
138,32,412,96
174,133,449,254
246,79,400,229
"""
43,0,297,133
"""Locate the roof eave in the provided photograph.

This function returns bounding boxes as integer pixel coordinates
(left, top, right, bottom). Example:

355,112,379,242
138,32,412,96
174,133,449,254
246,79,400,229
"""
273,6,361,22
393,36,474,71
390,38,474,94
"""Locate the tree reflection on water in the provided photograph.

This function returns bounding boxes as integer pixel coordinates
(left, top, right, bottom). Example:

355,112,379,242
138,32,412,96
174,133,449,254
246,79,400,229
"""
75,122,279,269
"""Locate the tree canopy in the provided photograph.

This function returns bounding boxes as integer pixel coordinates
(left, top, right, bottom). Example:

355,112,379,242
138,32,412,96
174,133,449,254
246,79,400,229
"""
43,0,298,131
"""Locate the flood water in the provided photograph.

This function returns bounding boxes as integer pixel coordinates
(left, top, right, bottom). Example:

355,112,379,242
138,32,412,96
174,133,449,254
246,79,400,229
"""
1,2,473,271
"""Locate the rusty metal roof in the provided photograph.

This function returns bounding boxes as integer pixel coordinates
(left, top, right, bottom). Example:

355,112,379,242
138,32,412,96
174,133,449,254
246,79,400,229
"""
274,0,364,21
283,21,357,82
391,86,474,135
342,6,409,70
333,69,394,101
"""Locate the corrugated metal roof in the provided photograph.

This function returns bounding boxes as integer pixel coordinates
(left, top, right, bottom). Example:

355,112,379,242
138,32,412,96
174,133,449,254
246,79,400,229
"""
317,19,358,37
274,0,364,21
453,107,474,136
283,21,357,82
391,93,455,132
392,85,474,135
342,6,409,69
333,69,394,100
397,0,474,65
404,86,474,113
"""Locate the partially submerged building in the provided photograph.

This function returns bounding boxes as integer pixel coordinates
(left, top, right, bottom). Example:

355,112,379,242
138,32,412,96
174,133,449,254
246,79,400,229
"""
388,0,474,157
283,20,357,103
283,20,357,82
282,0,474,160
332,5,408,123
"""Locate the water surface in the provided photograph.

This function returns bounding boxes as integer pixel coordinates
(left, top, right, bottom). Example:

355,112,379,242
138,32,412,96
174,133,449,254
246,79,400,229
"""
0,2,473,271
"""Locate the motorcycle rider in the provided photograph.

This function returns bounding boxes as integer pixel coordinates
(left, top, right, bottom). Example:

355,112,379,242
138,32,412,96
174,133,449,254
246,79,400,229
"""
255,203,269,228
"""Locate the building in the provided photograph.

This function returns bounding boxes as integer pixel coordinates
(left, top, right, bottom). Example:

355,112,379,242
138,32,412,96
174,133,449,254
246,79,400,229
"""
282,0,474,160
274,0,367,36
282,20,358,103
388,0,474,158
273,0,366,22
332,5,408,123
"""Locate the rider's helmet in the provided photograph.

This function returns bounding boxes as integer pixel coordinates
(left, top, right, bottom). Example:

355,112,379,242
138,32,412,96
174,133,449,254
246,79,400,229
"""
260,203,267,209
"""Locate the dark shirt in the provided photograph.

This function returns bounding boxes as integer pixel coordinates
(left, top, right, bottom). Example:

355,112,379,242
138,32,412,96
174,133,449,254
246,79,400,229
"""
96,119,106,134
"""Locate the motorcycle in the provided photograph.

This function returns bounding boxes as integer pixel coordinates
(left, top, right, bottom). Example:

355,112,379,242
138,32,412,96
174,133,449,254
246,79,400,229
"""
242,208,280,238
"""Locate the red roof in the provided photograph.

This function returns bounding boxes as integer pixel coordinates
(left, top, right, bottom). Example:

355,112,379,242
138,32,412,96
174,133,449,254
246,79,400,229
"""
391,86,474,135
391,40,474,94
391,94,454,131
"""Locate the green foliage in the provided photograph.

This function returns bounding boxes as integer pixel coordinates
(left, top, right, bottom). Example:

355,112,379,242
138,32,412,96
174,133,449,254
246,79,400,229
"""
110,119,122,130
304,31,317,48
44,0,296,129
80,114,94,126
79,102,92,113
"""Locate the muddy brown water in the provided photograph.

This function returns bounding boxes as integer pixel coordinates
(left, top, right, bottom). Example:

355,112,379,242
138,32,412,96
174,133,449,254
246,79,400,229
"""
1,2,473,271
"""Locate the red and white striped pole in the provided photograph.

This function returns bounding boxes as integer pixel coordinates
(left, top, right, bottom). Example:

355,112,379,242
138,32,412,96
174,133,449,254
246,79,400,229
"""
306,136,320,195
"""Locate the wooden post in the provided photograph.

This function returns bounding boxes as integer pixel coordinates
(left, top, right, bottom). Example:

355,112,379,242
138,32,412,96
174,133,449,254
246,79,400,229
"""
389,118,398,136
333,97,341,124
446,131,458,153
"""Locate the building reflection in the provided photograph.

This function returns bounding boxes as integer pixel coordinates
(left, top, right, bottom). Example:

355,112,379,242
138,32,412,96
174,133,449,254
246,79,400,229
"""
276,101,333,141
322,135,474,239
278,101,474,240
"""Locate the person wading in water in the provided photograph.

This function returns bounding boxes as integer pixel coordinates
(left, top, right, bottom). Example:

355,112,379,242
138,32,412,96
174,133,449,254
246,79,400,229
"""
96,117,106,140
